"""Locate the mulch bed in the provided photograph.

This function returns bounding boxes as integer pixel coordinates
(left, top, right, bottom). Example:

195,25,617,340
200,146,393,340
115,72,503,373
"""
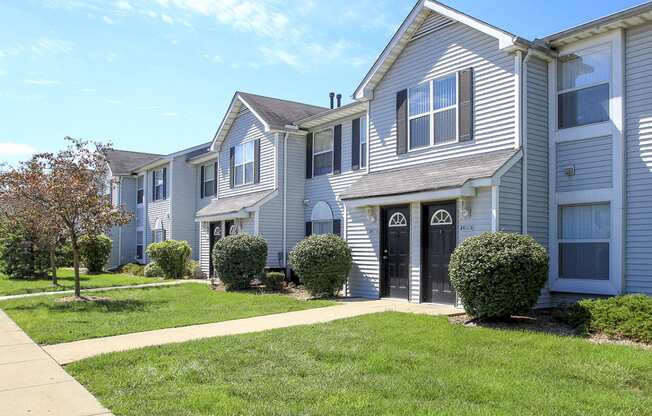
209,281,343,302
55,295,112,303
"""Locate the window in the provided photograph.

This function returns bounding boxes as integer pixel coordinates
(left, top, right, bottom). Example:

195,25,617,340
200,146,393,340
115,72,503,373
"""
558,203,610,280
558,45,610,129
234,142,255,186
408,73,458,150
313,129,333,176
360,116,367,168
388,212,408,227
153,168,165,201
311,201,333,235
153,218,166,243
202,163,216,198
137,175,144,204
136,231,143,260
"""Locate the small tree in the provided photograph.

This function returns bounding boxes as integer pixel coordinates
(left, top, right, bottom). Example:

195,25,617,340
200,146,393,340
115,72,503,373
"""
0,138,131,297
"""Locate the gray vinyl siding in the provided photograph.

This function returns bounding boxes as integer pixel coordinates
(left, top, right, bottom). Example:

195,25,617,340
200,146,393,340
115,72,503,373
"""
525,56,549,248
459,187,493,241
346,206,381,299
625,23,652,295
285,134,307,255
199,222,210,276
499,160,522,233
196,157,218,212
119,177,138,265
305,114,367,224
145,164,170,261
258,133,283,269
556,136,612,192
368,20,516,173
218,110,276,198
411,11,453,39
169,157,200,260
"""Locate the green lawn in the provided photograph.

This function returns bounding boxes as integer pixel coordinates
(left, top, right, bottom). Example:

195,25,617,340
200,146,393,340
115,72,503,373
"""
0,268,164,296
68,313,652,416
0,283,334,344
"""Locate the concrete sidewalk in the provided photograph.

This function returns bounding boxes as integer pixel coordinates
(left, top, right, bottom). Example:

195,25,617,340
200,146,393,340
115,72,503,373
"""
0,279,208,301
45,299,460,365
0,310,113,416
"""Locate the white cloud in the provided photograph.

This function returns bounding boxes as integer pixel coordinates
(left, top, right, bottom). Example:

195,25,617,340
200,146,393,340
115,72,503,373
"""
115,0,133,11
161,13,173,24
145,10,158,18
25,79,61,86
203,54,223,64
29,37,74,56
103,15,116,24
161,112,177,117
0,142,37,157
105,52,118,63
259,46,301,69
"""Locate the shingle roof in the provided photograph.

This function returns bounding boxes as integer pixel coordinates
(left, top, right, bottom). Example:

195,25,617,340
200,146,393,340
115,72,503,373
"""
195,190,275,219
105,149,162,176
238,92,327,130
341,149,518,201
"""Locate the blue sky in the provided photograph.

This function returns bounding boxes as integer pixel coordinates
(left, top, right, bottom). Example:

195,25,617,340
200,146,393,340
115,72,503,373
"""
0,0,643,165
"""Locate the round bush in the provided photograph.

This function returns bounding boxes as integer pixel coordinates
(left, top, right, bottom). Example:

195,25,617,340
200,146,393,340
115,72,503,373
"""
449,232,548,319
262,271,285,291
212,234,267,290
79,234,112,273
146,240,191,279
144,262,164,277
289,235,352,297
185,260,203,279
122,263,145,277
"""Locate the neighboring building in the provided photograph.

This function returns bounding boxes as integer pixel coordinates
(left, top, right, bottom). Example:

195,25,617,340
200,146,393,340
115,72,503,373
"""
108,0,652,306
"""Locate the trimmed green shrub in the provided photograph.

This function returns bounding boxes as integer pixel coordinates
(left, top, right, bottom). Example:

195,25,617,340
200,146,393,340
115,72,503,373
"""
79,234,112,273
564,295,652,344
122,263,145,277
146,240,191,279
185,260,203,279
212,234,267,290
449,232,548,319
262,271,285,291
0,224,50,278
289,235,352,297
144,262,164,277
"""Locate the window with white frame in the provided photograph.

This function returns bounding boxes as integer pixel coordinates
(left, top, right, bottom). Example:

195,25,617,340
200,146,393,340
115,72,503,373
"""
153,168,165,201
558,203,610,280
360,116,367,168
153,218,166,243
557,44,610,129
408,73,458,150
137,175,144,204
313,129,333,176
311,201,333,235
234,141,255,186
202,163,216,197
136,231,143,260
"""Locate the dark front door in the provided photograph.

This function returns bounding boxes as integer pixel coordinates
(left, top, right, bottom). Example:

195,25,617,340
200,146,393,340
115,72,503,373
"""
208,222,222,277
224,220,235,237
422,202,457,304
381,206,410,299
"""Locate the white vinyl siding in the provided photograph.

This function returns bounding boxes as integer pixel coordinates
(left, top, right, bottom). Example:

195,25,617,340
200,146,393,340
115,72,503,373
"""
625,23,652,295
369,19,516,172
499,160,522,233
556,136,612,192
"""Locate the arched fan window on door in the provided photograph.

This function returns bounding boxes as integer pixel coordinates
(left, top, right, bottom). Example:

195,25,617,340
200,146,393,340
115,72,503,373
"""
430,209,453,225
388,212,408,227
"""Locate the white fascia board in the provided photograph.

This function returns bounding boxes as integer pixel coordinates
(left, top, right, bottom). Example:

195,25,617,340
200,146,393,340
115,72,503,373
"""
188,153,218,165
210,94,240,152
343,186,475,208
490,149,523,185
236,95,271,132
246,190,279,213
194,211,250,223
423,0,516,49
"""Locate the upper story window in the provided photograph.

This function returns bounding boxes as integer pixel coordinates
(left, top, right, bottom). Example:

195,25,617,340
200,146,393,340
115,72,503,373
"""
408,73,458,150
360,116,367,169
557,44,610,129
202,162,216,198
313,129,333,176
234,141,255,186
136,175,144,204
152,168,166,201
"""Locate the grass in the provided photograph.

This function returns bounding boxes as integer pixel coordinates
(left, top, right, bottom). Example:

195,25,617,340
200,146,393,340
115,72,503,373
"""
67,312,652,416
0,283,334,344
0,268,165,296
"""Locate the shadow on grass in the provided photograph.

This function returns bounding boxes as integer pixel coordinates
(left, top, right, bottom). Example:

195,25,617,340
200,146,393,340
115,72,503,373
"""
449,310,582,338
6,298,158,314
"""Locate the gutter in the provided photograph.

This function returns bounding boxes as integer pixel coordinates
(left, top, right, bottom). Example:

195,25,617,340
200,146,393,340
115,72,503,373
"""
283,132,289,269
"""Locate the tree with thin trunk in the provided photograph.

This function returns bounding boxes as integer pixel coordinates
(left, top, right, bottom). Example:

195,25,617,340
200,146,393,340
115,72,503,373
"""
0,138,131,297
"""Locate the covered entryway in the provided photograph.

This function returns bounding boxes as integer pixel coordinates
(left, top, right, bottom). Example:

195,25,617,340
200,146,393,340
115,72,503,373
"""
422,202,457,303
208,223,222,277
381,206,410,299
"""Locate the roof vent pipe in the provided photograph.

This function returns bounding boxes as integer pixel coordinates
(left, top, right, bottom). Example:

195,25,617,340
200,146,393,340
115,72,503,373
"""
336,94,342,108
329,92,335,109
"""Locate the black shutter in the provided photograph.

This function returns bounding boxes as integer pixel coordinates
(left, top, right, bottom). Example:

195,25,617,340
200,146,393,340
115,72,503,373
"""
333,124,342,174
200,165,205,198
229,147,235,188
333,219,341,236
396,89,408,154
162,229,167,241
351,118,360,171
213,162,218,195
305,133,313,179
254,139,261,184
162,167,167,199
459,68,474,142
151,171,156,200
305,222,312,237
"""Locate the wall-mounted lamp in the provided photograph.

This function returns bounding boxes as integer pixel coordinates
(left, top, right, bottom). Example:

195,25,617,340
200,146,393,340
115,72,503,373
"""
365,206,377,223
460,198,472,219
564,165,576,177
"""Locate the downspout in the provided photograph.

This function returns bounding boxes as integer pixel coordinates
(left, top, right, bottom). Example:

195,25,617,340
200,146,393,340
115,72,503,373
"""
118,177,122,267
522,51,532,235
282,132,289,270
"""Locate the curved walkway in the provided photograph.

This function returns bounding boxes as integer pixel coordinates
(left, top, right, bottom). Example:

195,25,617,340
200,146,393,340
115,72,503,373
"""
0,310,113,416
45,299,461,364
0,279,209,301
